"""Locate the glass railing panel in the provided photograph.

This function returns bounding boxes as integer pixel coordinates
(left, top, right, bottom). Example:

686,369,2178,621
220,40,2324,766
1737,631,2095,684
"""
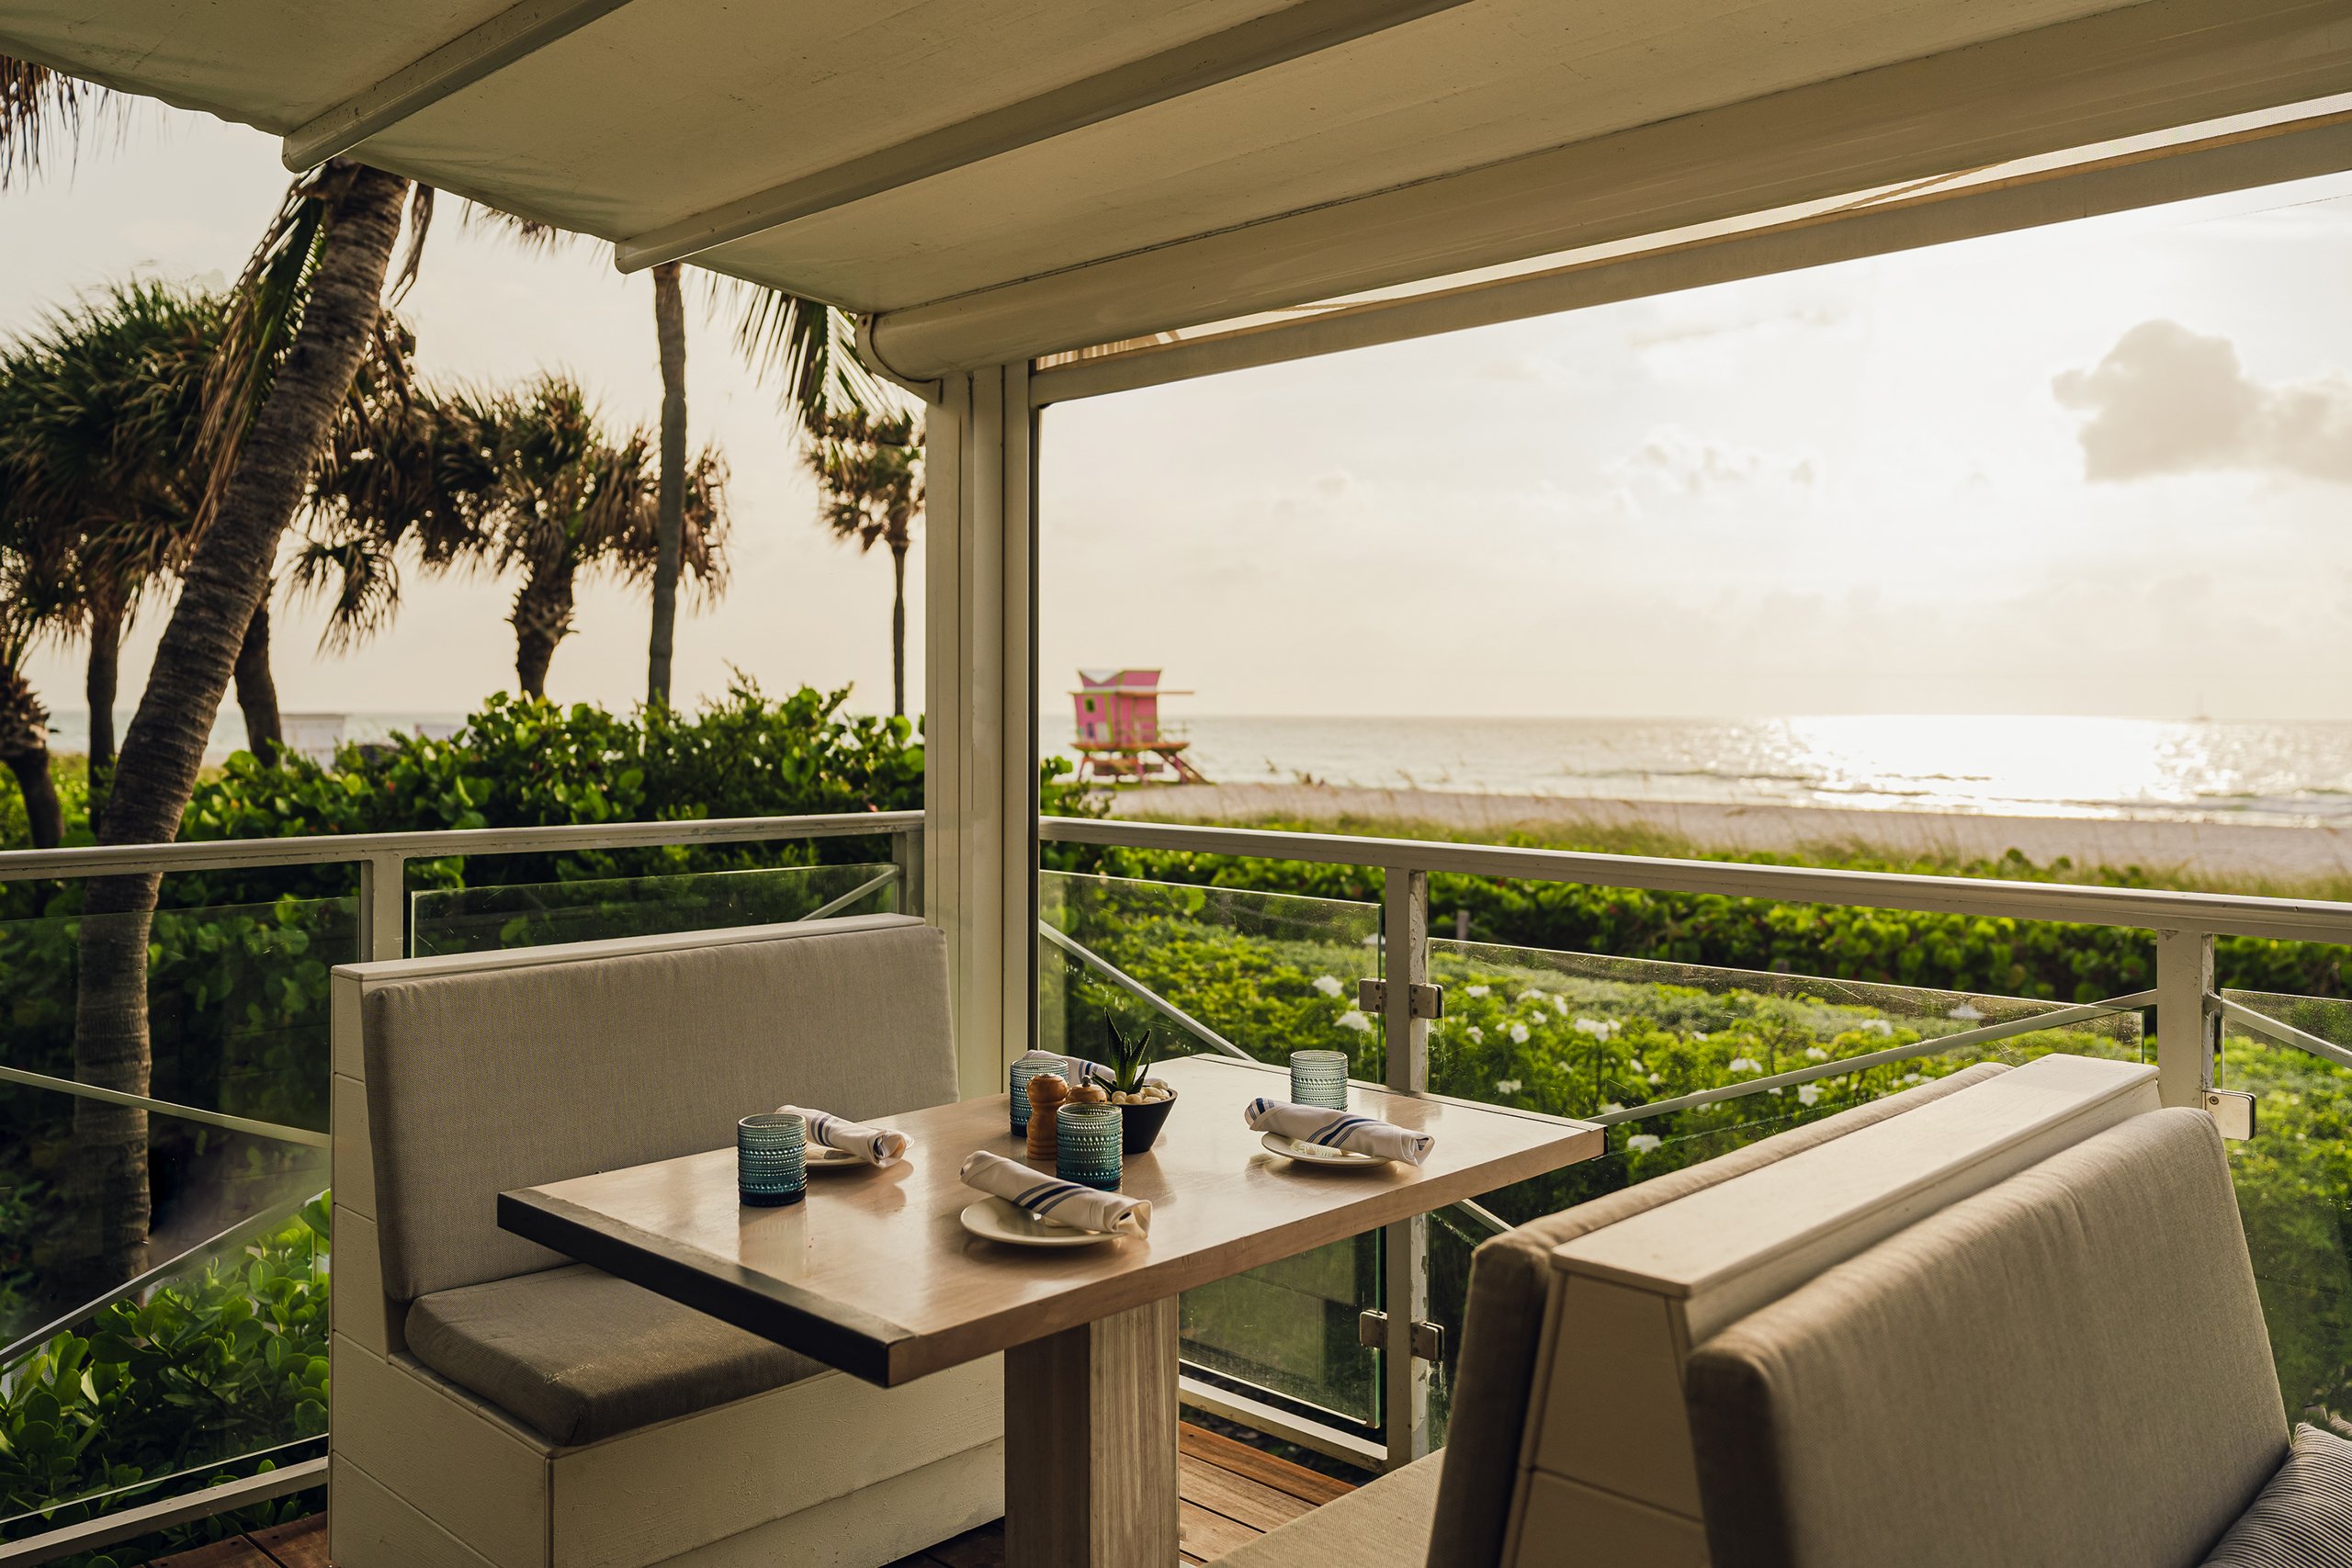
2216,989,2352,1428
0,1190,329,1549
1038,870,1385,1431
1416,938,2146,1446
410,863,900,957
0,898,352,1348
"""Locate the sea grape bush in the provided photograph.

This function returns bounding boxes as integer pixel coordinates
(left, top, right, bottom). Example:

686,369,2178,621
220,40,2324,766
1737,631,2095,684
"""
0,1199,329,1562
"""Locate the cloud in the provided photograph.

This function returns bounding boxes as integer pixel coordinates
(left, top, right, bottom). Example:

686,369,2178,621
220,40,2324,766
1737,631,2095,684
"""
1611,427,1816,499
2053,319,2352,483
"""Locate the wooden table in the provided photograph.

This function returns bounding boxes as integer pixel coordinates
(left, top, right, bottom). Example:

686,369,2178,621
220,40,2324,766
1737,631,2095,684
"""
500,1053,1600,1568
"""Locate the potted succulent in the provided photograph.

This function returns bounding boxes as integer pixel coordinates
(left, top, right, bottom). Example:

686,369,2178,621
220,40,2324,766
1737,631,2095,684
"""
1101,1014,1177,1154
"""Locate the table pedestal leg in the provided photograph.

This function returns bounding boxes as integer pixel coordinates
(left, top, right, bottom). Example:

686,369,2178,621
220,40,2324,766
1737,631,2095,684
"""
1003,1296,1181,1567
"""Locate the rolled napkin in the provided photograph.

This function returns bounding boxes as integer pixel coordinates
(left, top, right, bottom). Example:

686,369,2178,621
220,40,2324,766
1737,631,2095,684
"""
960,1150,1152,1236
775,1104,909,1168
1246,1097,1435,1166
1061,1053,1115,1087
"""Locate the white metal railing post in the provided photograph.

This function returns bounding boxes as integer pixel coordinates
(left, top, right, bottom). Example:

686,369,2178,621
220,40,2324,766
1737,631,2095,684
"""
892,826,924,918
1381,866,1431,1466
2154,929,2218,1110
356,852,407,962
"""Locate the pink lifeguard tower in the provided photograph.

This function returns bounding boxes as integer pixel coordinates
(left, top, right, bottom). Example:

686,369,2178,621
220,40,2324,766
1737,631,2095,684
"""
1069,668,1208,785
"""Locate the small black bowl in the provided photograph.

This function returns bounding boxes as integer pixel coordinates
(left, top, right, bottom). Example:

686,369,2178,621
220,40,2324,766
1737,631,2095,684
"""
1117,1090,1178,1154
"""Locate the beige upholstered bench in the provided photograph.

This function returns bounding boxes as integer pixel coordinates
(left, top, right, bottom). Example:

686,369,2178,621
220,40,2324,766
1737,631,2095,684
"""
326,914,1003,1568
1223,1052,2288,1567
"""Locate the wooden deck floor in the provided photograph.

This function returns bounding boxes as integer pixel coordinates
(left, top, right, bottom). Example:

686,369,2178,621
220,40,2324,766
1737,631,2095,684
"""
153,1423,1349,1568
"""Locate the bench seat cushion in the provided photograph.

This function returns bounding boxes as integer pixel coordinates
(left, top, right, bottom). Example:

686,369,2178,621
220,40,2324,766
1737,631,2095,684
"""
1214,1451,1444,1568
405,1263,824,1447
1684,1108,2286,1568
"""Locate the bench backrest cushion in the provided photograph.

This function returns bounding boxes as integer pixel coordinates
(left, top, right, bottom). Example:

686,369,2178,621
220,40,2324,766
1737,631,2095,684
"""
363,919,956,1302
1426,1060,2010,1568
1685,1107,2286,1568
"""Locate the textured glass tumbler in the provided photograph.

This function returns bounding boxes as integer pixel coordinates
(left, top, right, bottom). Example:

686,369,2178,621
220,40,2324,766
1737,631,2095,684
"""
1056,1103,1123,1190
1011,1054,1058,1134
1289,1050,1350,1111
738,1112,807,1207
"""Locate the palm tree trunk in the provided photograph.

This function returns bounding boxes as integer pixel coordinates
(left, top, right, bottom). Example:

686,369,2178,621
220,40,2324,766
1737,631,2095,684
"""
234,593,284,757
646,261,686,707
513,566,574,701
890,539,909,718
0,663,62,850
85,600,121,837
85,602,120,777
71,160,410,1292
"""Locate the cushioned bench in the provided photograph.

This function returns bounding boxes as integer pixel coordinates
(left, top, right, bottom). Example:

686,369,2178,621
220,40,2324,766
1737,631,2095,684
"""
1222,1053,2306,1568
327,914,1002,1568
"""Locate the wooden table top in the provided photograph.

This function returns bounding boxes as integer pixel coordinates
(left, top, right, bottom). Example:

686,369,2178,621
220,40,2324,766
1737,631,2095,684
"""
499,1054,1601,1385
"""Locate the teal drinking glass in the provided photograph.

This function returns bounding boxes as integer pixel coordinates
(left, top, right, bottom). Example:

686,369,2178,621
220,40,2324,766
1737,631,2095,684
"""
1056,1103,1123,1190
1011,1053,1063,1134
1289,1049,1350,1111
738,1112,807,1206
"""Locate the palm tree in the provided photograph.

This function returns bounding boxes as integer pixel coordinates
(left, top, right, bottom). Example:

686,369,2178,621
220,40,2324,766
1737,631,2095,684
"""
0,282,226,793
297,375,727,697
469,210,872,704
7,57,432,1285
482,376,727,698
803,409,924,716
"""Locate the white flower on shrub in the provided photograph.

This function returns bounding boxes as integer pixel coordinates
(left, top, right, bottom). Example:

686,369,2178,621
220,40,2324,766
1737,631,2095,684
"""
1901,1072,1923,1085
1553,997,1570,1016
1693,1031,1710,1042
1313,975,1344,997
1466,984,1490,997
1602,1101,1623,1115
1495,1078,1523,1096
1521,988,1546,1003
1648,1072,1664,1085
1796,1083,1822,1107
1468,1025,1486,1042
1509,1022,1530,1043
1627,1134,1662,1153
1337,1010,1373,1032
1804,1045,1829,1061
1860,1019,1895,1035
1728,1055,1761,1074
1573,1017,1613,1039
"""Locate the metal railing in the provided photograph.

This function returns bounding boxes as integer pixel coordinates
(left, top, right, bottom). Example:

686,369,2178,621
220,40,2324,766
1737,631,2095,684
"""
9,805,2352,1539
0,810,919,1562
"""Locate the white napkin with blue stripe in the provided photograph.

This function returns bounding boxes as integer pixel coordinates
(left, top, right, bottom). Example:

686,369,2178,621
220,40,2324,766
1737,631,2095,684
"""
1246,1097,1435,1166
960,1150,1152,1236
775,1104,909,1168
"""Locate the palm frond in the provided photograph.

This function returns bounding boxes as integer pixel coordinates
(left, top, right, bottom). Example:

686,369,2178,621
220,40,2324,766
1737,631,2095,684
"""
705,277,886,440
463,201,582,254
1,56,125,189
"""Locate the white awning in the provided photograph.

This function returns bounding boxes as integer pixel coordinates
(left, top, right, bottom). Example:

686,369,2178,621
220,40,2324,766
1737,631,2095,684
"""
6,0,2351,378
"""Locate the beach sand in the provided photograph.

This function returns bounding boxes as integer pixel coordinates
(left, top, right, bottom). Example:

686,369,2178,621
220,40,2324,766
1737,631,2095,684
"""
1110,783,2352,886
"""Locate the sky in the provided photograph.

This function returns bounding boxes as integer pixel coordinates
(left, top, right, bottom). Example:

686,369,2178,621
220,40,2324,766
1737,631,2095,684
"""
8,106,2352,726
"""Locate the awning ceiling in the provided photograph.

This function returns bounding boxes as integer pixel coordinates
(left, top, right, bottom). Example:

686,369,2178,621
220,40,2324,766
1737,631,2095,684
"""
6,0,2352,378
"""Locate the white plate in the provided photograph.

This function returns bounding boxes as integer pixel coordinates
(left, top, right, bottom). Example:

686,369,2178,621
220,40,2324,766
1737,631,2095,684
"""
959,1198,1122,1248
804,1144,864,1168
1261,1133,1393,1167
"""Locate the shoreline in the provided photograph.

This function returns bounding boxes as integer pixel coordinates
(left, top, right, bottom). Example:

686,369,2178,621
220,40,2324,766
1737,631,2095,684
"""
1105,783,2352,885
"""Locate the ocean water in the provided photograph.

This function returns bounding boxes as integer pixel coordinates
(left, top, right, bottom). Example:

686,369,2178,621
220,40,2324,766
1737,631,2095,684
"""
1080,714,2352,828
45,708,2352,827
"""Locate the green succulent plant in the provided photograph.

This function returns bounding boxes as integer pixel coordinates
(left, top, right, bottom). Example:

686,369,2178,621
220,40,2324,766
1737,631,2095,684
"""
1101,1012,1159,1095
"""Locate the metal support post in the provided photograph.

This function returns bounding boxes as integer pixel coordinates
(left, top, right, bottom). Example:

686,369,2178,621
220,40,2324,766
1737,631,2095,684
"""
357,852,406,962
2154,929,2216,1110
1381,866,1430,1466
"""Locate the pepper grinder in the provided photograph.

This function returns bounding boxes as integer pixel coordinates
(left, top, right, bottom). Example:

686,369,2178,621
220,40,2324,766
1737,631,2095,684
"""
1025,1073,1069,1159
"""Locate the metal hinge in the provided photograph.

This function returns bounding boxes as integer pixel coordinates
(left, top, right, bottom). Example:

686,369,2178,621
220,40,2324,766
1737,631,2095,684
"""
1357,979,1444,1020
1358,1310,1445,1361
2205,1089,2256,1142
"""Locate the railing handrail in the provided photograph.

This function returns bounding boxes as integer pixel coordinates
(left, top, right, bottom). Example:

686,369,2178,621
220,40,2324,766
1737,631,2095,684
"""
1044,816,2352,945
0,810,924,883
